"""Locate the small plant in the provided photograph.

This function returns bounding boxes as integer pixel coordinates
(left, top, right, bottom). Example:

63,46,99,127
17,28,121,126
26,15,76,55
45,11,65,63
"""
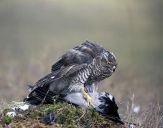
3,115,13,125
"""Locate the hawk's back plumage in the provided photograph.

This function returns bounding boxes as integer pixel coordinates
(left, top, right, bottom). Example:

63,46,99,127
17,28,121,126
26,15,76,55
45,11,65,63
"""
24,40,117,105
51,40,104,72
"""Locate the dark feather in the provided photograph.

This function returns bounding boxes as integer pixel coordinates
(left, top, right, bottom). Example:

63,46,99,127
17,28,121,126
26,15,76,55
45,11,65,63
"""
51,40,104,72
42,112,56,125
24,64,88,105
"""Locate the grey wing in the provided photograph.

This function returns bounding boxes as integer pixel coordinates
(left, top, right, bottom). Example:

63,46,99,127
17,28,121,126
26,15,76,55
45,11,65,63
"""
24,64,88,105
51,40,104,72
34,60,89,90
49,64,89,94
34,65,76,88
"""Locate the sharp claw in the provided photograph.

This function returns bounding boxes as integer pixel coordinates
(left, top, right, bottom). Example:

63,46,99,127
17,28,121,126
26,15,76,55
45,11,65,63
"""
81,87,95,108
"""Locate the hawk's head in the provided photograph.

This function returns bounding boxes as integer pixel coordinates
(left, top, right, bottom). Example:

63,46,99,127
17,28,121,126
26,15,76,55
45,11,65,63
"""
95,50,117,79
101,51,117,72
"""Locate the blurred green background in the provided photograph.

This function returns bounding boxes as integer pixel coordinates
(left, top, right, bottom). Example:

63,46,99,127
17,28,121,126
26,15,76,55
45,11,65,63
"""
0,0,162,112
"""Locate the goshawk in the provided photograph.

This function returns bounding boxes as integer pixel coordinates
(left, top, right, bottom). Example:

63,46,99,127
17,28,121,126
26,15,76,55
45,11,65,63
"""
24,40,117,106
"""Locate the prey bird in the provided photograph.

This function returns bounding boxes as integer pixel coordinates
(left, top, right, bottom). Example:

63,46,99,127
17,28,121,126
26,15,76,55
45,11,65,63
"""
65,90,121,121
24,40,117,107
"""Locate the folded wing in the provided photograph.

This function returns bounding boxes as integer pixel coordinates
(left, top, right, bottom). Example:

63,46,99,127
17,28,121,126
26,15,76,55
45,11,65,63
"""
51,40,104,72
24,63,88,105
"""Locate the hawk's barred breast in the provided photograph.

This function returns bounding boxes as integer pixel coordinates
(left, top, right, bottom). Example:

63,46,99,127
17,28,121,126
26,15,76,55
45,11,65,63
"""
71,65,92,84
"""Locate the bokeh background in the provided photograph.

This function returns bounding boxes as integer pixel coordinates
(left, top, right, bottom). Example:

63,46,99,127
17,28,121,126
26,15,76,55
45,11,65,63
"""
0,0,162,119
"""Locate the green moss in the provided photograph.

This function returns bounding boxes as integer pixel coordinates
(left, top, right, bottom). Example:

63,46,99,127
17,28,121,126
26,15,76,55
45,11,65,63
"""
3,115,13,125
1,101,124,128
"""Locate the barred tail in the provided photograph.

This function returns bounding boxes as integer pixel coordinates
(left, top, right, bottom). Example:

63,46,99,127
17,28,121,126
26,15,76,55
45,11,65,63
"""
24,84,54,105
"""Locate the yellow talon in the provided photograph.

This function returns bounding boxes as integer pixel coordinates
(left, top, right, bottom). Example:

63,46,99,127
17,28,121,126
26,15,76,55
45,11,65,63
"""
81,87,95,108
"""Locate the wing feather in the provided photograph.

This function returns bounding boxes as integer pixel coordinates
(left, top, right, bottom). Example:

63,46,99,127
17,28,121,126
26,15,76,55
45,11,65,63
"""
32,64,88,90
51,40,104,72
25,63,88,105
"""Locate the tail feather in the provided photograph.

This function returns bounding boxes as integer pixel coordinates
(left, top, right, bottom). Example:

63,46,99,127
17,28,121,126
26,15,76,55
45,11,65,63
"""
24,84,54,105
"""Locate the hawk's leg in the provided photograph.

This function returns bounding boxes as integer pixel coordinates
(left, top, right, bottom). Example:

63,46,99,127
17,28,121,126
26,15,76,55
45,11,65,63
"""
81,87,95,108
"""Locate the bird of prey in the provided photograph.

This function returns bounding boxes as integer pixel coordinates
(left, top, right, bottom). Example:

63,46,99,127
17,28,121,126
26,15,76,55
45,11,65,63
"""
24,40,117,106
